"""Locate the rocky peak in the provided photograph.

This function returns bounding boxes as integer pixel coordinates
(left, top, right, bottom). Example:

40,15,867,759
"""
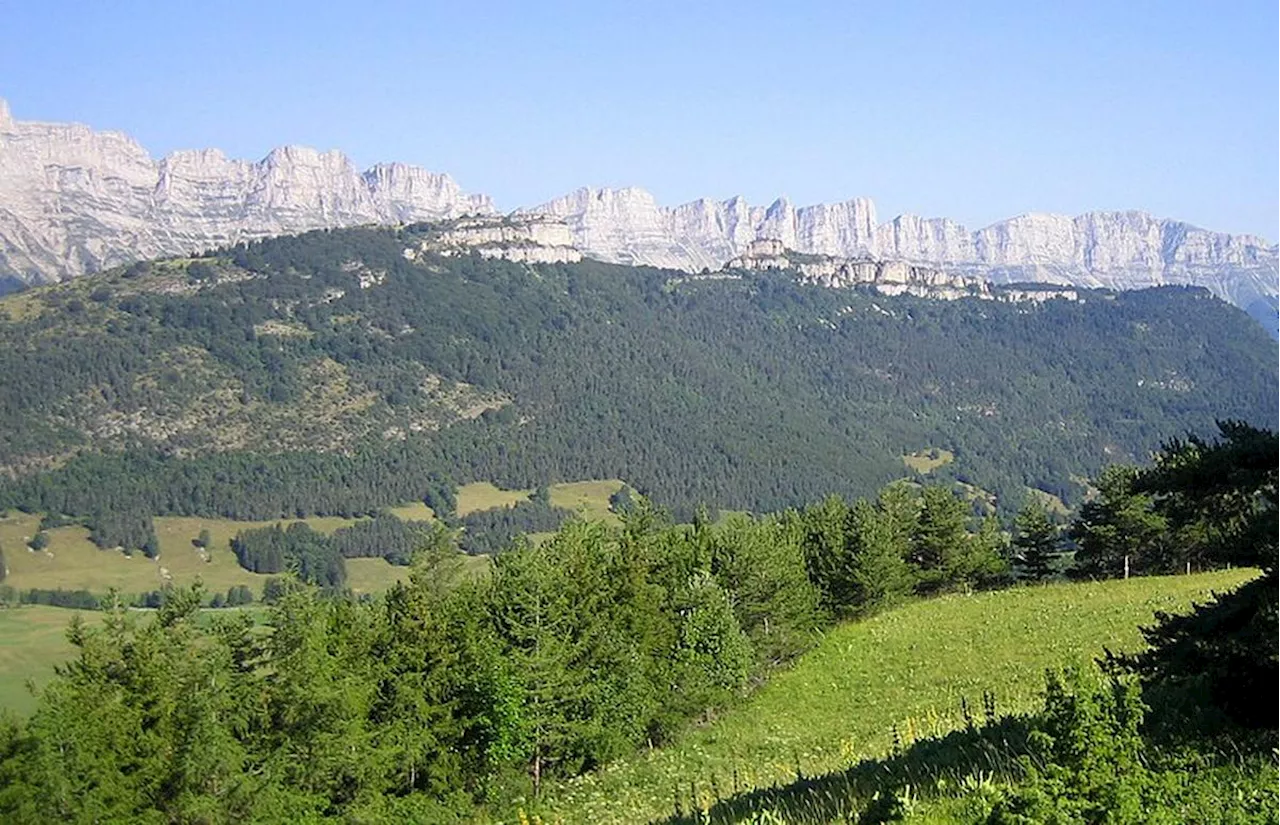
526,186,1276,326
0,101,1274,329
0,100,494,282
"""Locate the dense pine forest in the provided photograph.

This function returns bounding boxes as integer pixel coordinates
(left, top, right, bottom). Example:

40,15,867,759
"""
0,224,1275,557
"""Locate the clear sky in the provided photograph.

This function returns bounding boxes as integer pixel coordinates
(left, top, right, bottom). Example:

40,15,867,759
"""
2,0,1276,238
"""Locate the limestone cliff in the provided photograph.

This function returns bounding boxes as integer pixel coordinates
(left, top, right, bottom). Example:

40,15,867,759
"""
529,187,1276,321
725,238,1082,302
0,99,493,282
404,215,582,264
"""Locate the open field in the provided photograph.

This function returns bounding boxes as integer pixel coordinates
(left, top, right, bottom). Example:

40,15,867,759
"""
344,553,491,595
902,448,955,474
455,482,532,516
0,605,98,715
0,511,363,596
343,558,411,595
538,569,1256,824
384,501,437,522
548,479,626,523
1026,486,1070,516
455,479,625,519
0,478,620,600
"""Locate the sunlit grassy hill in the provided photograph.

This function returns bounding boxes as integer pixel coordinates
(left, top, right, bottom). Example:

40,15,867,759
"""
534,569,1255,824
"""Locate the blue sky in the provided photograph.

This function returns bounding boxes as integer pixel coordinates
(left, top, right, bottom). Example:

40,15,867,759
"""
3,0,1276,237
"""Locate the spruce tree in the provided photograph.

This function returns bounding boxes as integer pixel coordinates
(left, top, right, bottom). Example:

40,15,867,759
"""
1014,499,1061,582
911,485,972,592
845,499,915,614
1069,466,1168,578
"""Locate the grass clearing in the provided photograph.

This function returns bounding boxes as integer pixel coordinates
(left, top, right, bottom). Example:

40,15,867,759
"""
549,479,625,524
344,558,411,595
538,569,1255,824
0,289,46,322
455,479,624,520
902,448,955,474
455,482,531,516
0,511,362,596
1026,487,1070,516
0,606,100,715
384,501,437,522
345,553,490,594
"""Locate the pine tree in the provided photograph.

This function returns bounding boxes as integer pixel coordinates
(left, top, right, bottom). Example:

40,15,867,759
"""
845,499,915,613
911,486,972,592
1014,499,1061,581
1069,466,1168,578
800,494,853,618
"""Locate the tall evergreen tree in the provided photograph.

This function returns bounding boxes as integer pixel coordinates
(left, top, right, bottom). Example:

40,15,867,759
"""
911,486,973,593
1014,498,1062,581
844,499,915,613
800,494,854,619
1069,466,1168,578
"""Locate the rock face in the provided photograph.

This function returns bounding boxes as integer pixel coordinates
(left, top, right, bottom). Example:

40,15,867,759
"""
538,187,1271,288
0,99,493,282
725,238,1080,302
530,187,1277,322
405,215,582,264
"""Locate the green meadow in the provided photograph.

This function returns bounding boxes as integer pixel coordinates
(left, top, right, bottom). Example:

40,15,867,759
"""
536,569,1255,824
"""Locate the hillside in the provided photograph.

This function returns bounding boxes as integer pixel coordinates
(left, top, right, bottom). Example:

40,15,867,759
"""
0,224,1275,541
535,570,1257,824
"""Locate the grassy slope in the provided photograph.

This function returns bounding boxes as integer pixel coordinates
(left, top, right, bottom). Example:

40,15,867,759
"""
0,606,96,716
537,569,1254,824
456,479,625,521
902,449,955,474
549,480,625,524
456,482,533,516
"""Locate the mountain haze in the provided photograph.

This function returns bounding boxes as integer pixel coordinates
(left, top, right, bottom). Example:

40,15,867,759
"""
1,98,1275,330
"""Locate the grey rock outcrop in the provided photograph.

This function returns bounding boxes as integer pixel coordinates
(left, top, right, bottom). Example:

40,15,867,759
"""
0,99,493,282
529,187,1276,321
404,215,582,264
727,239,1082,303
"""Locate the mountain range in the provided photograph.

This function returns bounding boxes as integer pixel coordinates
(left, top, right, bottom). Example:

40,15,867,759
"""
1,97,1276,328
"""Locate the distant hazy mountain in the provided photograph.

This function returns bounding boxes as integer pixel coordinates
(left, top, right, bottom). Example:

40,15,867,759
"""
1,97,1275,329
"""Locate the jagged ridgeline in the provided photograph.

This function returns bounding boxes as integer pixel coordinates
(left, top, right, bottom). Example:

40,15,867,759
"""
0,223,1275,529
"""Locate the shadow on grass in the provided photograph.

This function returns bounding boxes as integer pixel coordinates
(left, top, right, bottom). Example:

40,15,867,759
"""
658,714,1033,825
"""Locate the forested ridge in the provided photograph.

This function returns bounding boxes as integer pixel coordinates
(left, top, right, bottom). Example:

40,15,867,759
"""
0,223,1275,552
